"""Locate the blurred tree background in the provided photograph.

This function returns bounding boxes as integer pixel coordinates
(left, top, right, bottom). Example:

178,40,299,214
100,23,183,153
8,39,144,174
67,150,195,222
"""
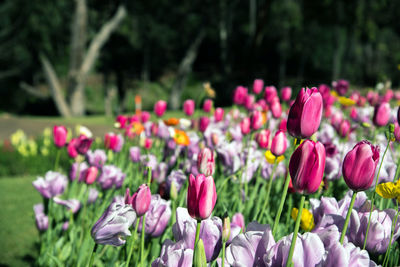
0,0,399,116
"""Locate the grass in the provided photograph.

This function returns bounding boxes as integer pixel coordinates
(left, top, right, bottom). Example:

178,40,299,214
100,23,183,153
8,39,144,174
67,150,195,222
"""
0,176,41,267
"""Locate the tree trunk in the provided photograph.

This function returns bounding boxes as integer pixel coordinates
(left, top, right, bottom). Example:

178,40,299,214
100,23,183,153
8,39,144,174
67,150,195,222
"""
169,31,205,110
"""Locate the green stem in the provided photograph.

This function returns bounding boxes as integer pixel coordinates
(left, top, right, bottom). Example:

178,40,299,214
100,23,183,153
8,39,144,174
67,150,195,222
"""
363,140,390,250
286,195,305,267
221,242,226,267
340,191,357,244
54,148,61,171
140,214,147,267
272,171,290,235
126,220,140,267
258,160,278,221
193,220,202,263
88,243,98,267
383,201,399,267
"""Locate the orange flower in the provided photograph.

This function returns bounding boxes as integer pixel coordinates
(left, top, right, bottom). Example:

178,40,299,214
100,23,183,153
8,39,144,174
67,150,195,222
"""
131,122,144,135
173,129,190,146
164,118,180,126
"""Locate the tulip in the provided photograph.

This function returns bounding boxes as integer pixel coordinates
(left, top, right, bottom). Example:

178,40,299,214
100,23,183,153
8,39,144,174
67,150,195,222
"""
270,99,282,118
244,94,256,110
233,86,248,105
183,99,195,116
91,202,136,246
264,86,277,103
240,117,251,135
138,194,171,237
232,213,245,231
70,161,89,182
53,197,81,213
197,147,215,176
281,86,292,102
129,146,141,162
271,130,287,157
287,87,323,139
86,149,107,168
84,166,98,184
87,188,99,204
323,241,377,267
53,125,67,147
115,115,128,128
166,170,187,193
154,100,167,117
141,111,151,123
250,110,263,130
253,79,264,94
214,108,224,122
330,112,343,129
199,116,210,132
33,171,68,199
152,240,193,267
187,174,217,220
289,140,326,194
67,138,79,158
75,135,93,155
98,165,126,190
394,122,400,142
338,119,351,138
350,107,358,121
373,102,391,127
104,133,124,152
256,129,271,149
342,140,380,191
125,184,151,216
203,99,213,113
333,79,349,95
33,203,49,231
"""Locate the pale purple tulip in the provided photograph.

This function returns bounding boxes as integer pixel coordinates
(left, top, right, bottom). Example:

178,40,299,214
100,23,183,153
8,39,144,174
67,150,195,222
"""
98,165,126,190
70,162,89,182
166,170,187,193
152,240,193,267
33,171,68,199
87,188,99,204
129,146,141,162
86,149,107,168
53,197,81,213
33,203,48,231
138,194,171,237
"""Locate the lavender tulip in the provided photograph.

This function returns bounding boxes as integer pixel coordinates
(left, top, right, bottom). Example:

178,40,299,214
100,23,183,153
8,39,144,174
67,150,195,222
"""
324,241,377,267
33,203,48,231
166,170,187,193
87,188,99,204
86,149,107,168
53,197,81,213
70,162,89,182
138,194,171,237
98,165,126,190
33,171,68,199
152,240,193,267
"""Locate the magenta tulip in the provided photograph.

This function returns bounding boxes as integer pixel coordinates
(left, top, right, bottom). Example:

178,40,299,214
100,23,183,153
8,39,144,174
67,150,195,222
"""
203,99,213,113
270,130,287,156
104,133,124,152
240,117,251,135
154,100,167,117
256,129,271,149
53,125,67,147
264,86,277,103
197,147,216,176
125,184,152,216
75,135,93,155
141,111,151,123
250,110,263,130
287,87,323,138
187,174,217,220
85,166,98,185
270,99,282,119
115,115,128,128
253,79,264,94
333,79,349,96
281,86,292,102
342,140,380,191
183,99,195,116
233,86,248,105
289,140,326,194
199,116,210,132
373,102,391,127
338,119,351,138
67,138,78,158
244,94,256,110
214,108,224,122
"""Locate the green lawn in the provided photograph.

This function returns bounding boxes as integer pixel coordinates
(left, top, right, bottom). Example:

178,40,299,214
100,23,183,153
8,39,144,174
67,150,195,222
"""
0,176,41,267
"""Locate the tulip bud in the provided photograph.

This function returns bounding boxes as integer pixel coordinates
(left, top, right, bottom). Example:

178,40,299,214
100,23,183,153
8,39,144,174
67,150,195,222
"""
289,140,326,194
270,130,287,156
233,86,248,105
187,174,217,220
67,138,79,158
115,115,128,129
199,116,210,132
203,99,213,113
333,79,349,95
232,213,245,231
373,102,390,127
287,87,323,138
279,119,287,132
270,99,282,118
338,120,351,138
170,182,178,200
253,79,264,94
53,125,67,148
104,133,124,152
154,100,167,117
250,110,263,130
222,216,231,243
342,140,380,191
183,99,195,116
126,184,152,216
141,111,151,123
256,129,271,149
214,108,224,122
75,135,93,155
85,166,98,184
197,147,216,176
144,138,153,149
264,86,278,103
281,86,292,102
129,146,141,162
240,117,251,135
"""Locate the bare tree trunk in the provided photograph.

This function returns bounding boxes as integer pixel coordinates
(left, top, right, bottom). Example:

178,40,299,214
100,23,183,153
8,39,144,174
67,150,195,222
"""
169,31,205,110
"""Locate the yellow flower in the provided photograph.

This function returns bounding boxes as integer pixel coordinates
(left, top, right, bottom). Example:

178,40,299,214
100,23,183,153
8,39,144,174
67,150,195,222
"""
11,129,26,146
264,150,284,164
204,82,216,98
41,147,49,156
173,129,190,146
291,207,315,232
43,138,51,147
376,180,400,199
338,96,356,106
331,91,339,97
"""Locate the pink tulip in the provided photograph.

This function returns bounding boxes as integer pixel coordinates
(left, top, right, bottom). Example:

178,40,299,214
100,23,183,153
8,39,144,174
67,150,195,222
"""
203,99,213,113
395,91,400,101
187,174,217,220
130,114,141,123
154,100,167,117
342,141,380,191
350,107,358,121
367,91,379,106
256,129,271,149
394,123,400,142
244,94,256,110
253,79,264,94
214,108,224,122
240,117,251,135
331,111,343,129
141,111,151,123
338,119,351,138
281,86,292,102
199,116,210,132
287,87,323,138
125,184,151,216
183,99,195,116
233,86,248,105
383,89,394,102
53,125,68,148
115,115,128,128
144,138,153,149
264,86,278,103
270,130,287,156
358,96,367,107
270,99,282,119
85,166,98,185
250,110,263,130
67,138,78,158
232,213,245,231
104,133,124,152
279,119,287,132
197,147,215,176
289,140,326,194
333,79,349,96
373,102,391,127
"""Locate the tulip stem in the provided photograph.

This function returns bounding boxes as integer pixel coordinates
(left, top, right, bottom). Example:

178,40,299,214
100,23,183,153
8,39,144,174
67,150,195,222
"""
272,171,291,235
258,159,277,222
287,195,305,267
363,140,390,250
340,191,357,244
221,241,226,267
88,243,98,267
140,213,146,267
383,201,399,267
193,220,201,265
125,220,140,267
54,148,61,171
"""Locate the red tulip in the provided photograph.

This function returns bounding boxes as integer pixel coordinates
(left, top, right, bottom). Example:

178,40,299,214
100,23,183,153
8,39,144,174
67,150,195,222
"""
53,125,68,148
187,174,217,220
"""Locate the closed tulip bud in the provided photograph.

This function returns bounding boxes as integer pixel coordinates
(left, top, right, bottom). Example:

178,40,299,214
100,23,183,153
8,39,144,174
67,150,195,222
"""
141,111,151,123
244,94,256,110
53,125,67,147
338,119,351,138
287,87,323,138
199,116,210,132
264,86,278,103
240,117,251,135
270,130,287,156
154,100,167,117
233,86,248,105
281,86,292,102
350,107,358,121
187,174,217,220
33,203,49,231
256,129,271,149
342,140,380,191
144,138,153,149
270,99,282,118
115,115,128,129
253,79,264,94
250,110,263,130
203,99,213,113
127,184,152,216
197,147,216,176
222,216,231,243
232,213,245,231
214,108,224,122
67,138,79,158
183,99,195,116
289,140,326,194
85,166,98,184
373,102,391,127
170,182,178,200
279,119,287,132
